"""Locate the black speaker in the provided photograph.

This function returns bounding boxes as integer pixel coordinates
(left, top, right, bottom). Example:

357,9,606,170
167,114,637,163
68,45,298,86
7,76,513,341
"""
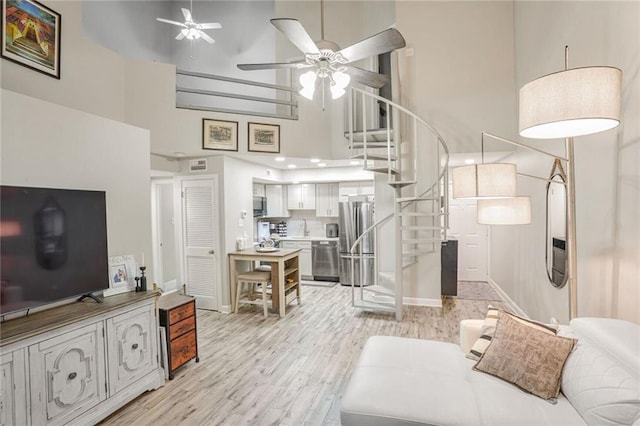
441,240,458,296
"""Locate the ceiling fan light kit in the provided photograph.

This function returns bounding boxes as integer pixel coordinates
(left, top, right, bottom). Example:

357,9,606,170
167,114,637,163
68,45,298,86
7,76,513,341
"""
237,0,406,106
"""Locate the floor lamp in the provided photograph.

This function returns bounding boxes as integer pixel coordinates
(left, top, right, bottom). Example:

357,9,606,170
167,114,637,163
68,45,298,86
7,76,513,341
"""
518,48,621,319
453,47,622,320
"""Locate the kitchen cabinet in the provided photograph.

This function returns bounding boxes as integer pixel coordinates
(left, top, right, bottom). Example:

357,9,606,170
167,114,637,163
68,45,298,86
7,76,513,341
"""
253,183,265,197
280,241,312,278
339,180,374,202
316,183,340,217
287,184,316,210
0,292,163,426
265,184,289,218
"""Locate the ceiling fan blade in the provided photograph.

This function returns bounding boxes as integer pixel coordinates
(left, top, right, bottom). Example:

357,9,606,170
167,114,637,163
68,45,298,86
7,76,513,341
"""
338,28,406,63
182,8,193,22
237,61,312,71
270,18,320,55
344,66,390,89
175,31,186,40
200,31,215,44
157,18,186,27
199,22,222,30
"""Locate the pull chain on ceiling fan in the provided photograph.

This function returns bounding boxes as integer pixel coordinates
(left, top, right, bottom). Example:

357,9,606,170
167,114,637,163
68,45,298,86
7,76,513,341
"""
237,0,406,104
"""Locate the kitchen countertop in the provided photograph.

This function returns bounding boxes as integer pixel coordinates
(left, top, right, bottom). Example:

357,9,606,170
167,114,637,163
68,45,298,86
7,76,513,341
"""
278,236,339,242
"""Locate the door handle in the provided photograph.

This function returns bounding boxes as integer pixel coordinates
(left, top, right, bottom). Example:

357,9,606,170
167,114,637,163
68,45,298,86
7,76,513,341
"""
209,250,215,254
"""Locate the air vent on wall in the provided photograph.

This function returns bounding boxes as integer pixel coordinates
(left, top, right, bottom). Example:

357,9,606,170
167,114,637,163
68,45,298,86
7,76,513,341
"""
189,159,208,172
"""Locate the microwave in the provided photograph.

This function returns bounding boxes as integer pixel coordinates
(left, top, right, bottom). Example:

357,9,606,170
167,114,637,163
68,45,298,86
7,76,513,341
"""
253,196,267,217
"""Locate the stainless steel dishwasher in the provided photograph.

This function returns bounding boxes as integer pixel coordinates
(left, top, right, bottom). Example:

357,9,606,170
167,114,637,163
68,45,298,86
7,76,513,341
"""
311,240,339,281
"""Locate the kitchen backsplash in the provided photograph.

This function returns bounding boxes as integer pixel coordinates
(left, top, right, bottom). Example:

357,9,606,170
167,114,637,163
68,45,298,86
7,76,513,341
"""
255,210,338,239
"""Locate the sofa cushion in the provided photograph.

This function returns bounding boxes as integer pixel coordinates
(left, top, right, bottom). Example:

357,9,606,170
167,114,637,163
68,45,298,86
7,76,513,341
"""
341,335,586,426
467,306,558,361
474,311,577,401
561,318,640,426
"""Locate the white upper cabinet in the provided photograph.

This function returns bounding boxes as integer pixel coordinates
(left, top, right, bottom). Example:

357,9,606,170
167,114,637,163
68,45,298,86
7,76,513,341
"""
265,184,289,217
338,180,374,202
252,183,265,197
316,183,340,217
287,184,316,210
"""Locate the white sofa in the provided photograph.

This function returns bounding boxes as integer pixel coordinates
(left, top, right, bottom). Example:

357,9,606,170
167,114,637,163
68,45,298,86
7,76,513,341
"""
340,317,640,426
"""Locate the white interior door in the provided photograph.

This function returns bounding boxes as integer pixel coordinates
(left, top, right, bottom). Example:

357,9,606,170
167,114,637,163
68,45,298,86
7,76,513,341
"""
448,184,488,282
181,176,221,310
151,180,178,292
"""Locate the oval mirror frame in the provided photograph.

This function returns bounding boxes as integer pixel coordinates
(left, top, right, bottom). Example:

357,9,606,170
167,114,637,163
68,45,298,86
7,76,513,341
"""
546,171,568,288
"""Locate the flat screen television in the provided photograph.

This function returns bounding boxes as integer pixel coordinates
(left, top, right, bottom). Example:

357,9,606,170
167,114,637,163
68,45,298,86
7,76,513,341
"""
1,185,109,315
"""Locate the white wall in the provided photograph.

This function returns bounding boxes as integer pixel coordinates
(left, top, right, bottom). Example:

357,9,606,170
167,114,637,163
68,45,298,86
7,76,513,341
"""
391,1,518,302
490,1,640,324
1,1,127,122
83,0,172,63
1,89,153,287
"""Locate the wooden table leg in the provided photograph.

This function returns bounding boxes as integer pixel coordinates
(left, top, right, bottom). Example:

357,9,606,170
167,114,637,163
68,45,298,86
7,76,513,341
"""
228,256,237,311
278,259,285,318
270,261,280,310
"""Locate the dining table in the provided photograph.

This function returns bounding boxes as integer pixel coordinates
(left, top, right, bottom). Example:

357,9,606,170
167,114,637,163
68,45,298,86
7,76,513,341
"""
228,247,302,318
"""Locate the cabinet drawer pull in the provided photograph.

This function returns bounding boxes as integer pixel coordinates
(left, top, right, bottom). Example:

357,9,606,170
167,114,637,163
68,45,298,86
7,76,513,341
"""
68,372,77,380
132,343,139,350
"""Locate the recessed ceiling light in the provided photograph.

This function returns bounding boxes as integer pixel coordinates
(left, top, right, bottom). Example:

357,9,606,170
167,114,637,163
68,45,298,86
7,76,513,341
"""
292,181,300,184
464,159,475,164
275,157,286,162
174,152,186,158
350,160,361,166
288,164,297,169
318,163,327,167
310,158,320,163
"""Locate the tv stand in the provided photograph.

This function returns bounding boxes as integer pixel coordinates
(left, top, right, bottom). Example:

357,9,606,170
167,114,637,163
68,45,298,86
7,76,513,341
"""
77,292,103,303
0,291,164,425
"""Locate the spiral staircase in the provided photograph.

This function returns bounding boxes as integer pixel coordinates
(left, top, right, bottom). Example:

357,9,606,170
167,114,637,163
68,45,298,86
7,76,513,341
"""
345,87,450,321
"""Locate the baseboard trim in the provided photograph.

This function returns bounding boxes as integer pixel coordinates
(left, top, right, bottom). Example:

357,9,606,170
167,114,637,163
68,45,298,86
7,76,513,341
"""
403,297,442,308
487,278,529,318
219,304,232,314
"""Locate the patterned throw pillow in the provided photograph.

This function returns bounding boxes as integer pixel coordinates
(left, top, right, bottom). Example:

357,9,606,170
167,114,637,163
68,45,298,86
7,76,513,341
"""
466,306,558,361
473,311,577,401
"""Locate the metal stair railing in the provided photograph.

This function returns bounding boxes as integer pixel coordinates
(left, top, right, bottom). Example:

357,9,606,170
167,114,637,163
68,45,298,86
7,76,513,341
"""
346,86,451,320
175,69,299,120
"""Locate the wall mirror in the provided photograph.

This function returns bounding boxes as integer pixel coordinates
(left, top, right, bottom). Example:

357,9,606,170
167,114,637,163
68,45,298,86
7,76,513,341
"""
546,160,568,288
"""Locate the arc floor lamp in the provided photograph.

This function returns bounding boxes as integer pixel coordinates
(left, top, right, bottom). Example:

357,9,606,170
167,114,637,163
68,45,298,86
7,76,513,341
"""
454,47,622,319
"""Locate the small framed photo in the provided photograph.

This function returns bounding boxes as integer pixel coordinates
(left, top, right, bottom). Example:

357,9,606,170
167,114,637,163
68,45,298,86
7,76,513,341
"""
248,122,280,153
202,119,238,151
104,255,138,297
1,0,61,79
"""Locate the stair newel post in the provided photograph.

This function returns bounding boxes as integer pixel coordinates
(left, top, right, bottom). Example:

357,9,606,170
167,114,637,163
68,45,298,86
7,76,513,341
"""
386,100,392,180
393,103,401,182
394,188,403,321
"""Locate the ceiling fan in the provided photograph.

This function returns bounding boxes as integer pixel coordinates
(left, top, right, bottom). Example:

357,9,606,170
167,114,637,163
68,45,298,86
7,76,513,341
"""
156,0,222,44
236,0,406,100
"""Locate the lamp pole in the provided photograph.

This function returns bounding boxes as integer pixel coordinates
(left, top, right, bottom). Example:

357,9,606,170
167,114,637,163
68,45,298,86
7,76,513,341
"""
564,46,578,320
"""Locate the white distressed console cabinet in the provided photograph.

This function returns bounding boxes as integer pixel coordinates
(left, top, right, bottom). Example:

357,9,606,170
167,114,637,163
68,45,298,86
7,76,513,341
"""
0,292,164,425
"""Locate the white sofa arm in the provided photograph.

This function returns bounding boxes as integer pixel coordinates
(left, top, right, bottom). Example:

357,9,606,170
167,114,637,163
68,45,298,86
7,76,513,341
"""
459,319,484,354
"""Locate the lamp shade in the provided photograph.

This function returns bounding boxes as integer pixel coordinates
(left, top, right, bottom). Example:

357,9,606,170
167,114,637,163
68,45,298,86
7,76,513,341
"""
477,197,531,225
519,66,622,139
452,163,517,199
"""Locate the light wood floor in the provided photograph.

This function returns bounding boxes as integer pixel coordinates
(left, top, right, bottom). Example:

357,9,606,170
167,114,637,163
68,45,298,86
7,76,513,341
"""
101,284,508,426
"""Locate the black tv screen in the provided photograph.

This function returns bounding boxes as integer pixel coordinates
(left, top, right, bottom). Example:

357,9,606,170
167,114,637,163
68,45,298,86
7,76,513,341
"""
1,185,109,315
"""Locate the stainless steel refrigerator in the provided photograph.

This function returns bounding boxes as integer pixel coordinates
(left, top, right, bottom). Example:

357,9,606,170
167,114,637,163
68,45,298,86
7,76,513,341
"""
339,200,375,286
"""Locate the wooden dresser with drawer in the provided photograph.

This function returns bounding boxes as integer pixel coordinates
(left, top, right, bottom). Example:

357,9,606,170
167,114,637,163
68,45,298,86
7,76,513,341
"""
157,293,199,379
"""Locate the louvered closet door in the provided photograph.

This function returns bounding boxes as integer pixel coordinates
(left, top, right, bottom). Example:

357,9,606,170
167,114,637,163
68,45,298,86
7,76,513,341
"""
181,177,221,310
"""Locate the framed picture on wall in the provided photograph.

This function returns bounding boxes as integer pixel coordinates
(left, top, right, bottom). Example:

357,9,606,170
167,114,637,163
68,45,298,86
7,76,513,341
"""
202,119,238,151
1,0,61,79
248,122,280,153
